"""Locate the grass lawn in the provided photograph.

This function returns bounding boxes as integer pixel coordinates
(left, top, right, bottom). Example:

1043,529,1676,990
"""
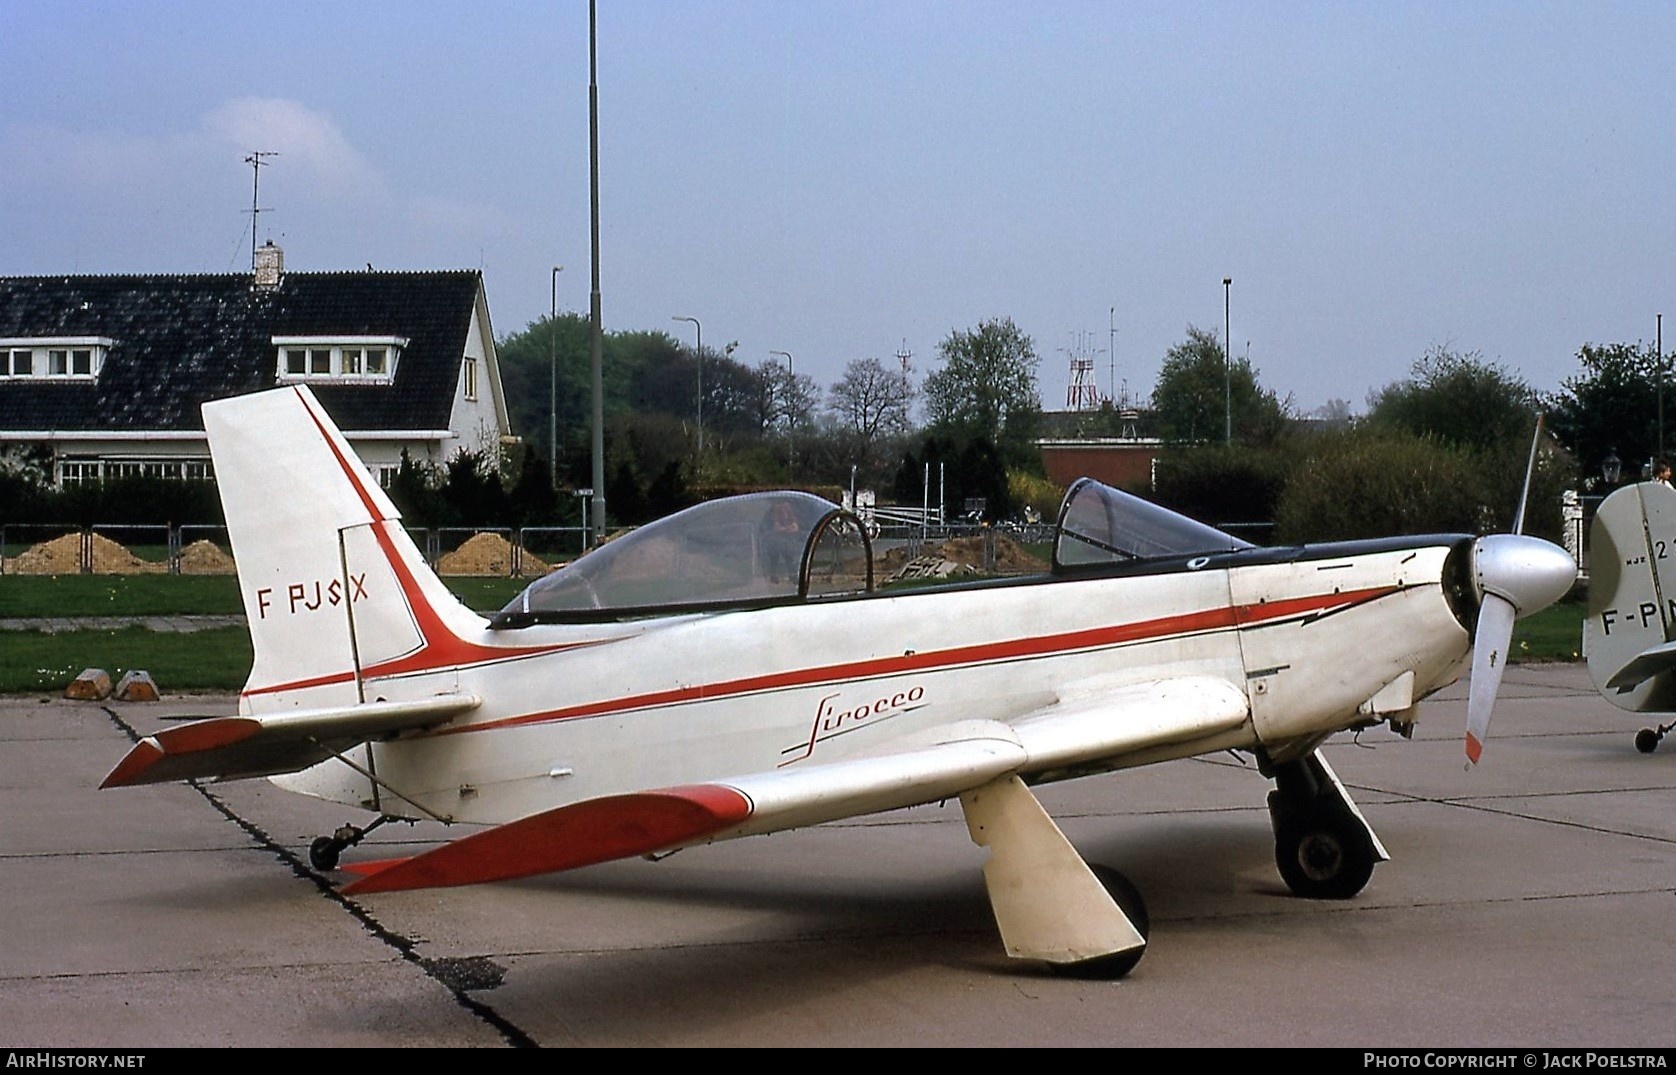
1510,597,1585,663
0,626,253,694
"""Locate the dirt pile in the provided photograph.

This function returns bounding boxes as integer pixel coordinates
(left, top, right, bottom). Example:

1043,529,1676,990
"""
876,532,1048,582
8,533,168,575
435,532,549,577
177,539,237,575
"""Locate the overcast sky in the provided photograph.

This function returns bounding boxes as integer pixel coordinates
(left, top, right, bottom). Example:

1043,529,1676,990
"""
5,1,1674,416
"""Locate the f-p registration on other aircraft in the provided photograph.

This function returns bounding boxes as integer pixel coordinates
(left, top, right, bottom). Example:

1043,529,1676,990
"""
102,387,1576,977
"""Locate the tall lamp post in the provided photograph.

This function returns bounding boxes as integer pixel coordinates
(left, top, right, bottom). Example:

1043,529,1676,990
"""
549,265,563,490
1223,277,1233,444
770,349,794,478
673,315,702,455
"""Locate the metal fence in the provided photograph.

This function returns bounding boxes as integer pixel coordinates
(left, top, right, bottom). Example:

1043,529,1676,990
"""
0,522,595,577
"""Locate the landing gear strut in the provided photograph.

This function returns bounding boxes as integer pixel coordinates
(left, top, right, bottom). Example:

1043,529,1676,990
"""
1266,751,1385,900
1635,720,1675,754
308,816,396,871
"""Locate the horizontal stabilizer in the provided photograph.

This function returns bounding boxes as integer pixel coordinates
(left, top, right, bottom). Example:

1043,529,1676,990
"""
1604,639,1676,691
100,695,480,788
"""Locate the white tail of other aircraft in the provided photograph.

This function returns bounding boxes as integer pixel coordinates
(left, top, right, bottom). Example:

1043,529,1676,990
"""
206,386,486,712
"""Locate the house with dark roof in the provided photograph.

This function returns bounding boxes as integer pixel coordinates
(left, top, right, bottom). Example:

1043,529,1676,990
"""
0,243,510,486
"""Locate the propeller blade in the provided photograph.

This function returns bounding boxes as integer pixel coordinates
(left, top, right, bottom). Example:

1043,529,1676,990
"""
1464,532,1576,766
1511,414,1545,536
1465,591,1517,766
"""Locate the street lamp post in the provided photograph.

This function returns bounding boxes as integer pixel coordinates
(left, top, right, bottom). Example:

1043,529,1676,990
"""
1223,277,1232,444
672,316,702,455
549,265,563,490
770,349,794,478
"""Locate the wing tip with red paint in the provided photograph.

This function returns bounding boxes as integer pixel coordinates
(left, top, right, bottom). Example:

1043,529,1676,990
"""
338,784,754,896
1464,732,1484,766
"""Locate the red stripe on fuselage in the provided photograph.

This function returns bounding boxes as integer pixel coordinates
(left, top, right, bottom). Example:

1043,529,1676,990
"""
434,583,1404,739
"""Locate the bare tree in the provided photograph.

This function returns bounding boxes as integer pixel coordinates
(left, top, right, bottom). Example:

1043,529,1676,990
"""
827,357,915,458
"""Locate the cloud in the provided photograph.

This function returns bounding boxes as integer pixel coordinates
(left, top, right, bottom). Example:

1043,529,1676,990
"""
408,195,518,240
204,97,385,200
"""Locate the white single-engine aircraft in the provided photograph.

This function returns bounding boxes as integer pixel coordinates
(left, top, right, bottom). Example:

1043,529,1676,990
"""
1583,479,1676,753
103,387,1577,976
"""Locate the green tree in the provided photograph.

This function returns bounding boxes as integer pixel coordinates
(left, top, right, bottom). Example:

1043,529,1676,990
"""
924,318,1041,458
1150,326,1288,445
1275,429,1487,542
1369,346,1536,452
1548,341,1667,486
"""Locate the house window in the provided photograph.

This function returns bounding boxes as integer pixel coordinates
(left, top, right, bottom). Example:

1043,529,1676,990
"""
0,338,111,380
463,356,478,401
273,336,406,384
57,457,216,484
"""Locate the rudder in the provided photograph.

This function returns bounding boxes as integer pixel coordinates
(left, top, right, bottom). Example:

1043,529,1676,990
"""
204,386,484,711
1585,481,1676,711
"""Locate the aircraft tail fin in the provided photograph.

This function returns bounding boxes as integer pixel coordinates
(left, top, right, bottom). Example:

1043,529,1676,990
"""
204,386,486,711
1585,481,1676,711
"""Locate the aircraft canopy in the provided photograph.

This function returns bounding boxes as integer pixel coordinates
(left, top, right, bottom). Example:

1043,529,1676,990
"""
500,491,871,620
1053,477,1252,568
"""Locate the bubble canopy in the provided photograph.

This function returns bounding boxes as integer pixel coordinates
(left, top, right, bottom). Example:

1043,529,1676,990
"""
494,491,872,625
1052,477,1251,568
492,479,1251,627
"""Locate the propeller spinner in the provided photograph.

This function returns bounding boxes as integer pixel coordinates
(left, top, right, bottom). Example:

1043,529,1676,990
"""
1463,533,1577,764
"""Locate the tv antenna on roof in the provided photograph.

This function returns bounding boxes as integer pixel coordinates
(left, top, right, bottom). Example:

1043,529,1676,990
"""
244,151,279,271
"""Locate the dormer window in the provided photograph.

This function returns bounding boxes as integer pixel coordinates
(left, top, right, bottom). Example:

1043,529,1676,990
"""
274,336,405,384
0,337,112,380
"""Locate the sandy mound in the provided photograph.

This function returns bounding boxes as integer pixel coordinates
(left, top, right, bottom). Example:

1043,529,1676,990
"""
9,533,168,575
435,531,549,577
177,539,237,575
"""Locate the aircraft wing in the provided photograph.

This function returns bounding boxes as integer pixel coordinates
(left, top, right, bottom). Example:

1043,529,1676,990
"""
341,675,1249,895
100,695,481,788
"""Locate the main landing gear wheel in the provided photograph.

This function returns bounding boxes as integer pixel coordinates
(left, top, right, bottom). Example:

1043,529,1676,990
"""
1049,864,1150,980
1266,752,1381,901
1272,810,1377,900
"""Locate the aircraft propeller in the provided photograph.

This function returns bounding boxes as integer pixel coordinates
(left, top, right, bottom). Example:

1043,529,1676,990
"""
1461,418,1577,765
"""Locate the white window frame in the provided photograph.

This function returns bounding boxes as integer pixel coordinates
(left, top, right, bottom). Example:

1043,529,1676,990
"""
463,355,478,401
273,336,406,384
0,337,113,381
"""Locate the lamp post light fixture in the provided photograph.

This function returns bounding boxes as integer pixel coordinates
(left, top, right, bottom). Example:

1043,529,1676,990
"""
1603,450,1622,486
672,315,702,454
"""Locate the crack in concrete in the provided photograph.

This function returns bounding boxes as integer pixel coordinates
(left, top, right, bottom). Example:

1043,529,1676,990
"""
101,704,538,1048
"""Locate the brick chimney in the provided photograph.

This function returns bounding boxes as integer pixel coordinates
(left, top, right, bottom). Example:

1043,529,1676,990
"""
253,241,284,289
